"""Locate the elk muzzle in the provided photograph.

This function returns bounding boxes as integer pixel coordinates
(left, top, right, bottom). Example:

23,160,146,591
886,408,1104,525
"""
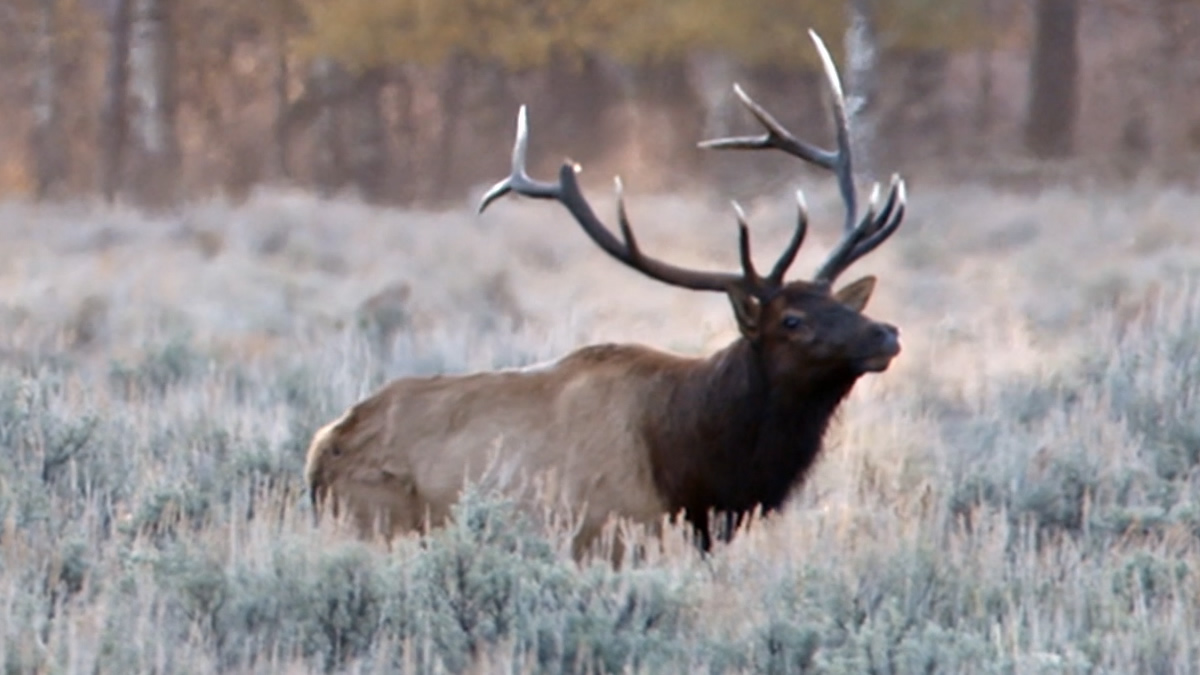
855,322,901,372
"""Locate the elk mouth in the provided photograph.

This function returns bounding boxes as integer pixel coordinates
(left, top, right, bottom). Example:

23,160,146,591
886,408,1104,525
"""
855,352,898,373
853,333,901,372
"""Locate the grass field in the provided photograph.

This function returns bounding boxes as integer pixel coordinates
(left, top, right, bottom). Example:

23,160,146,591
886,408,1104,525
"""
0,178,1198,673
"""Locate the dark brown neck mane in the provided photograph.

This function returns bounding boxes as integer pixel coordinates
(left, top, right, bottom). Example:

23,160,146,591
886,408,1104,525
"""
643,339,861,550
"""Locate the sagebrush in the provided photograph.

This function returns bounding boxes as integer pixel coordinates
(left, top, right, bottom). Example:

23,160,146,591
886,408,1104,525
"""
0,184,1198,673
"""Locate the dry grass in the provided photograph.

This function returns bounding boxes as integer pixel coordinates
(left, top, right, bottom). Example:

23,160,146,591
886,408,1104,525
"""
0,177,1198,673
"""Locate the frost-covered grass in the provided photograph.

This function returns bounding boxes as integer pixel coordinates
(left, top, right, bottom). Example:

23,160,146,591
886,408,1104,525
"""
0,181,1198,673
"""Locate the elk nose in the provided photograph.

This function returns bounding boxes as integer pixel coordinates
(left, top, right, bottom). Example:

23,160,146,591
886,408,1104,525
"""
872,323,901,354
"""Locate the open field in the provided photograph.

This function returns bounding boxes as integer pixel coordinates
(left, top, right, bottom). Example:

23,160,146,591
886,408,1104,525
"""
0,177,1198,673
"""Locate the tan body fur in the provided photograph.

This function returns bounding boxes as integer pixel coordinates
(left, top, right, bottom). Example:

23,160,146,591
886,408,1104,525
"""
306,344,688,553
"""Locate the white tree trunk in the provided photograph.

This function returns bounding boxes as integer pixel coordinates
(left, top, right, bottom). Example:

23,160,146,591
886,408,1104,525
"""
128,0,179,206
845,0,881,183
685,50,738,140
31,0,65,198
269,0,291,182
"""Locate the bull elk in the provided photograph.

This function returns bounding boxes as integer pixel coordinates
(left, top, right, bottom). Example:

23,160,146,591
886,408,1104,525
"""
304,30,907,556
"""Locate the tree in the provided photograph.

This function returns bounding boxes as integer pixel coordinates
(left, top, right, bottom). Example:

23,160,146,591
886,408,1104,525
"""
1149,0,1200,178
306,57,348,197
127,0,180,207
1024,0,1080,159
97,0,130,203
30,0,67,199
878,0,998,156
846,0,880,182
268,0,295,181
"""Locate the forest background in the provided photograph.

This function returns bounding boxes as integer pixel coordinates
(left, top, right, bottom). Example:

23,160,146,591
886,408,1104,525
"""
3,0,1197,209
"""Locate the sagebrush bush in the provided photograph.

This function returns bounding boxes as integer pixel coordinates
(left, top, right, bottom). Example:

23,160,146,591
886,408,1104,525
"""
939,276,1200,549
107,481,697,674
108,333,212,398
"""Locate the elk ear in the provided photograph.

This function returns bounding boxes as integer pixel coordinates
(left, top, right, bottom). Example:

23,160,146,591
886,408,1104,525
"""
727,287,762,339
834,275,876,312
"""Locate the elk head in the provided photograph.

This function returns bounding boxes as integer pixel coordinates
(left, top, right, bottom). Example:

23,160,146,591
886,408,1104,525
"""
479,29,906,390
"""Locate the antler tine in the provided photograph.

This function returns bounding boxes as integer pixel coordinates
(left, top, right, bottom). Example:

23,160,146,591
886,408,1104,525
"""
478,106,562,214
730,201,762,284
807,29,858,236
814,175,907,282
815,180,882,283
697,85,836,170
479,106,752,295
766,190,809,286
843,176,906,261
613,176,642,256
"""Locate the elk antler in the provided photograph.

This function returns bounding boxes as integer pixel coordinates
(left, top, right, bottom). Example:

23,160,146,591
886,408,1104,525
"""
698,29,907,284
478,106,809,300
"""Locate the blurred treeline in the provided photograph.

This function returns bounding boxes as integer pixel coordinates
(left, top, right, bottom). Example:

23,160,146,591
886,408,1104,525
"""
3,0,1198,208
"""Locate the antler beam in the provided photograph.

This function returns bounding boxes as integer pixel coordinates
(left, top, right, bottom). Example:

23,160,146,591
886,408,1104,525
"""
478,106,809,299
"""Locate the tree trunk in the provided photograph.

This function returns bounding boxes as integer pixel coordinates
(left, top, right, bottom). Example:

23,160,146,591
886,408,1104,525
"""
1150,0,1200,178
384,69,418,204
885,49,950,162
973,0,997,143
269,0,290,182
308,57,347,197
845,0,881,182
431,53,470,204
628,60,705,192
686,50,738,141
30,0,66,200
98,0,131,203
687,50,745,190
1152,0,1187,87
1024,0,1080,159
345,69,389,203
127,0,180,208
974,46,994,144
538,52,618,169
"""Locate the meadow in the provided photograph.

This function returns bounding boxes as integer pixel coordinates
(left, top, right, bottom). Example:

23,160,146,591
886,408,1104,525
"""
0,175,1198,673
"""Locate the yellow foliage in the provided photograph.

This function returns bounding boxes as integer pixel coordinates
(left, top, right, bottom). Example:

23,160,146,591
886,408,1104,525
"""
296,0,645,71
878,0,995,52
611,0,846,67
296,0,1004,73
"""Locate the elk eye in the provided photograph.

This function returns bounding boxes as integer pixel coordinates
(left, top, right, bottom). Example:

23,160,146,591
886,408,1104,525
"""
781,315,804,330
